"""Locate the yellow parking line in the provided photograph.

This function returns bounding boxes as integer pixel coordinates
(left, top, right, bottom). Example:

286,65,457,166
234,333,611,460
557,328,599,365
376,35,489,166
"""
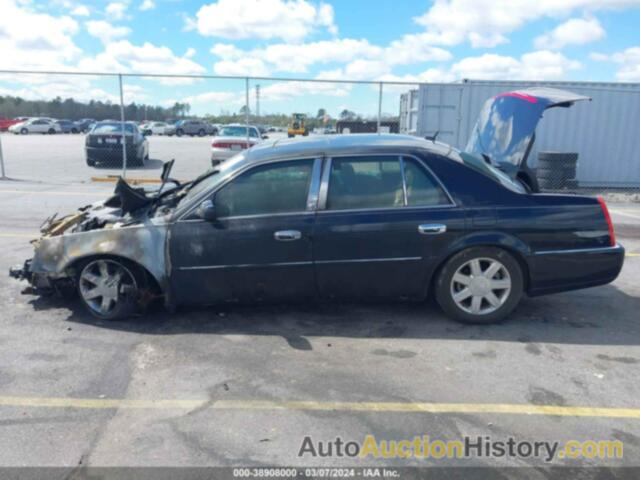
0,233,36,238
0,189,105,197
1,396,640,418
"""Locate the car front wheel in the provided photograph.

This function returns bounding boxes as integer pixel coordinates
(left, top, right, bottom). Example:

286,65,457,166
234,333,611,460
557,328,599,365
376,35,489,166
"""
435,247,523,324
20,128,28,134
176,129,184,137
77,258,140,320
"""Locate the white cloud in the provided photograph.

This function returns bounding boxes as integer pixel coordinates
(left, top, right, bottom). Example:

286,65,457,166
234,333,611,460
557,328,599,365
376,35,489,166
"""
450,50,581,80
195,0,337,41
184,47,196,58
0,0,81,69
213,57,270,76
78,40,206,83
70,5,90,16
211,37,450,78
139,0,155,11
86,20,130,44
534,17,605,49
413,0,639,48
260,81,351,102
106,1,127,20
591,47,640,81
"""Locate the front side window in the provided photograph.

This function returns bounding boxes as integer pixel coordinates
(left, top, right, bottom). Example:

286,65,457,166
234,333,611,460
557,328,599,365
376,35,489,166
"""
215,159,314,217
403,158,451,206
326,156,403,210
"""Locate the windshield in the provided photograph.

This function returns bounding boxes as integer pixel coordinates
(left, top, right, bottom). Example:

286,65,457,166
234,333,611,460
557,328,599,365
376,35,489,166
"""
92,123,135,134
220,126,258,138
181,153,248,203
460,152,526,193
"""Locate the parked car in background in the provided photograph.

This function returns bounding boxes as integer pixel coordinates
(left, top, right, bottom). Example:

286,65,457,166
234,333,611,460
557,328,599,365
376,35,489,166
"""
55,120,81,134
9,118,61,134
0,117,23,131
76,118,96,133
85,121,149,167
170,119,216,137
142,121,170,136
211,125,265,166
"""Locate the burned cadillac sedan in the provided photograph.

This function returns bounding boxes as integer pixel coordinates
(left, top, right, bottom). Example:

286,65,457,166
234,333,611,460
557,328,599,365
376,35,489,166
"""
10,89,625,324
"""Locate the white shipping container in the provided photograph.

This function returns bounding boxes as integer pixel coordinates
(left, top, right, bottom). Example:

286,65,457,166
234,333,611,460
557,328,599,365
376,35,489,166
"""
401,80,640,188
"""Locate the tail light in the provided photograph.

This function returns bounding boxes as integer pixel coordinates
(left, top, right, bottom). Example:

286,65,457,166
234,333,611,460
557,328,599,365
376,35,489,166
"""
597,196,616,246
212,141,249,149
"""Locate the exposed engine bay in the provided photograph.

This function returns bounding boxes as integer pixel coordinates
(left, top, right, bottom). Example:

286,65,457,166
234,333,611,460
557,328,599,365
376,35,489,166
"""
36,160,186,239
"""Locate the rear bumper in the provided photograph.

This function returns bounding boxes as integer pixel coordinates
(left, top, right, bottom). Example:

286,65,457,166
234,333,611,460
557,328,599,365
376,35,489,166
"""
527,244,625,296
211,148,240,161
86,146,138,163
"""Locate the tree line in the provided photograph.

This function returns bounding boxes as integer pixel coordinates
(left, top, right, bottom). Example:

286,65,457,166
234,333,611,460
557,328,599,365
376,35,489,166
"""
0,95,191,122
0,95,395,127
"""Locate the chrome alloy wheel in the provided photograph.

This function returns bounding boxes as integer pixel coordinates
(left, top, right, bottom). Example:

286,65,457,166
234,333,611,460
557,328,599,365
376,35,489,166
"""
79,260,137,317
450,257,512,315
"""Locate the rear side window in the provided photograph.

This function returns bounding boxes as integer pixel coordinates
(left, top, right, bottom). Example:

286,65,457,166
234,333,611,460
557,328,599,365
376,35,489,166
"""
402,158,451,206
327,157,403,210
215,159,313,217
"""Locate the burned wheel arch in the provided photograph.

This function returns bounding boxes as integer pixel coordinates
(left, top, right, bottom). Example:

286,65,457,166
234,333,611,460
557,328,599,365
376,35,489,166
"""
30,222,170,299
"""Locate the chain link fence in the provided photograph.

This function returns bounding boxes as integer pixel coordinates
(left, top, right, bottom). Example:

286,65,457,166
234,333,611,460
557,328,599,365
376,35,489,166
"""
0,71,417,184
0,71,639,200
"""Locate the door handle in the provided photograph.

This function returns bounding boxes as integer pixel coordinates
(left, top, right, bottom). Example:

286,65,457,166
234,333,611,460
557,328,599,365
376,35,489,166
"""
418,224,447,235
274,230,302,241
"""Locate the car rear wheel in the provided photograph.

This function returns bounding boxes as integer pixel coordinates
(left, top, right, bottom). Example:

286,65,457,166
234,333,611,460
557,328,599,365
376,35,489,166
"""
435,247,523,324
77,258,140,320
176,129,184,137
198,129,205,137
86,158,96,166
48,128,56,134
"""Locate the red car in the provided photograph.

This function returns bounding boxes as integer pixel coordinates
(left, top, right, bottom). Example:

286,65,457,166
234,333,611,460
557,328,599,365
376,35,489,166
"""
0,117,22,132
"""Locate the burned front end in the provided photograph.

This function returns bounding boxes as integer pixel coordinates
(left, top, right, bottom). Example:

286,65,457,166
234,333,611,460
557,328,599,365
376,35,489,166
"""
9,178,174,299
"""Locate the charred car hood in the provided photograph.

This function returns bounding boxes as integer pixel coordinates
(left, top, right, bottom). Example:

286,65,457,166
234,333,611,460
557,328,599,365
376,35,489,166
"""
464,87,590,169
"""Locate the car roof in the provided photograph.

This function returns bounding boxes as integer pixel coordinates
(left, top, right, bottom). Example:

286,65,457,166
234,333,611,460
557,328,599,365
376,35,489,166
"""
245,133,461,163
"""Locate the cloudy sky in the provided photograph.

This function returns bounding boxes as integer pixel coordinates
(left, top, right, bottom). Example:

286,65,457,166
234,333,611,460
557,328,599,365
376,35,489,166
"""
0,0,639,116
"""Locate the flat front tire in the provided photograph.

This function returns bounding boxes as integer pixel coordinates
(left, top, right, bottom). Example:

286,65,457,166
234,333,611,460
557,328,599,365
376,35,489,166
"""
77,258,141,320
435,247,523,324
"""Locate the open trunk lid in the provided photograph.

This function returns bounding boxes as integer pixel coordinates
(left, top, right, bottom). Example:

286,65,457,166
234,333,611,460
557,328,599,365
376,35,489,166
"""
464,87,590,171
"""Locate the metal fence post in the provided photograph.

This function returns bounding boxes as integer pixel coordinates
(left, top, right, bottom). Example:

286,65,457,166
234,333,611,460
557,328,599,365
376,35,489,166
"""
377,82,383,134
0,134,6,179
245,77,250,143
118,74,127,178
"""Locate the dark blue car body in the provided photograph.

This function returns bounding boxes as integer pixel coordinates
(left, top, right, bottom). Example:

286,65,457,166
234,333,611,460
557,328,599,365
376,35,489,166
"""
9,88,625,322
167,133,623,307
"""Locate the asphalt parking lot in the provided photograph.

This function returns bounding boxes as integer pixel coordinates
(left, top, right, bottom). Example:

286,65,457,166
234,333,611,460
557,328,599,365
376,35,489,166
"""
1,147,640,475
0,132,290,183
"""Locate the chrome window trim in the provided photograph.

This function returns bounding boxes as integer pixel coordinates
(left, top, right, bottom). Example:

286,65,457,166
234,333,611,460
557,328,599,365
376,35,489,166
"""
534,245,623,256
399,156,408,206
317,157,332,211
306,158,323,211
177,157,318,222
317,152,456,213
